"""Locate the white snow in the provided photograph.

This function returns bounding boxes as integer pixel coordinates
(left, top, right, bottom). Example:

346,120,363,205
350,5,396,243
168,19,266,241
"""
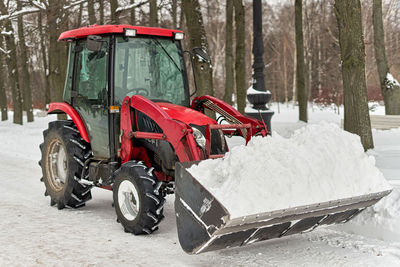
189,122,391,218
1,105,400,265
386,73,400,88
247,85,271,95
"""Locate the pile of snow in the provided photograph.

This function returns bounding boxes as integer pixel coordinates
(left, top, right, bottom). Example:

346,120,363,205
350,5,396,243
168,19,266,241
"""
189,122,392,218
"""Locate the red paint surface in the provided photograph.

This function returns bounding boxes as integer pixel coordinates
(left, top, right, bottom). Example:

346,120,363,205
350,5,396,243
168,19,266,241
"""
48,102,90,143
120,95,201,164
59,24,183,41
156,102,216,126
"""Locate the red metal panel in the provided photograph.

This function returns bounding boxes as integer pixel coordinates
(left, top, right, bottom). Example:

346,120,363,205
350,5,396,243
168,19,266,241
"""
59,24,183,41
48,102,90,143
121,95,201,163
156,102,216,125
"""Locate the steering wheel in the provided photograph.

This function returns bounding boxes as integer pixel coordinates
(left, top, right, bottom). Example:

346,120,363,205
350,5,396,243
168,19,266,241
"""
128,88,150,97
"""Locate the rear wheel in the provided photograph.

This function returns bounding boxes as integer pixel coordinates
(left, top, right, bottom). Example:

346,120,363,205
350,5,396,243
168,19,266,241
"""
39,120,92,209
113,161,165,234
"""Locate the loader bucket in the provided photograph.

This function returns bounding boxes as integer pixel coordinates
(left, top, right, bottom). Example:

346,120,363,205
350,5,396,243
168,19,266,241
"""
174,162,391,254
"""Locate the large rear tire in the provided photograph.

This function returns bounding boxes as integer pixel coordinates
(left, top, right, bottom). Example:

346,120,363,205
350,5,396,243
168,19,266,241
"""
39,120,93,209
113,161,165,235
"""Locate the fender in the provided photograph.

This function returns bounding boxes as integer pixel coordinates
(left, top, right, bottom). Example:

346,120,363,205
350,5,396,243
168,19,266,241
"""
48,102,90,143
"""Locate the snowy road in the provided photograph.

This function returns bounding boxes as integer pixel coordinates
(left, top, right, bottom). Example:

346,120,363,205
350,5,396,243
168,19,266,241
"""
1,111,400,266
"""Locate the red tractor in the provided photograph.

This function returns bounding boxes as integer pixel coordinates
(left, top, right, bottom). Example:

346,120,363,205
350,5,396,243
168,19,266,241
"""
40,25,388,254
40,25,265,239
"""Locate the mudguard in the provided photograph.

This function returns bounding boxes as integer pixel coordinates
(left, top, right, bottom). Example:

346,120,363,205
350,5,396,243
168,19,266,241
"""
48,102,90,143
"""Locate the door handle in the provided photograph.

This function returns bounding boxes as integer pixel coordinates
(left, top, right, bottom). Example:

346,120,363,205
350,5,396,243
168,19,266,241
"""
91,104,104,109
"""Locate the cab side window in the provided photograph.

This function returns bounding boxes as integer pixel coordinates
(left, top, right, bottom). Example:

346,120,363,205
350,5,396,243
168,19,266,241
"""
74,40,108,104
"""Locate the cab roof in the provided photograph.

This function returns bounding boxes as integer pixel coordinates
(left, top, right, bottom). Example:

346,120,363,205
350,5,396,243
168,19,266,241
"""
58,24,183,41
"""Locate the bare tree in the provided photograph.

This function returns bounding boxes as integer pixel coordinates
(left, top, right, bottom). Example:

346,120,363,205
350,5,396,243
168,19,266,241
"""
88,0,96,24
149,0,158,27
335,0,373,150
17,1,34,122
0,1,23,124
182,0,214,96
373,0,400,114
223,0,234,105
234,0,246,114
110,0,119,24
0,36,7,121
130,0,136,25
171,0,178,28
38,11,51,105
47,0,68,120
99,0,105,24
295,0,307,122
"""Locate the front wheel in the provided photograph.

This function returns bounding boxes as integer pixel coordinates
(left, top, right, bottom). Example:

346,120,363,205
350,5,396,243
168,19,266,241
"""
113,161,165,235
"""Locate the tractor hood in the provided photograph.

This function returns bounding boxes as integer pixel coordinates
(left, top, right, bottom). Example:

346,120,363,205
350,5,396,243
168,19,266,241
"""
156,103,216,126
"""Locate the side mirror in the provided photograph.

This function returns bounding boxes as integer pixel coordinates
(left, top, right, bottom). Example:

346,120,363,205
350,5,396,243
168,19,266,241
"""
192,47,211,63
87,35,103,51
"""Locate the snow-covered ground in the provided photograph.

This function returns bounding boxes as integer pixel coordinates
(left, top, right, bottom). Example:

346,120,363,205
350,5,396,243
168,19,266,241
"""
1,105,400,266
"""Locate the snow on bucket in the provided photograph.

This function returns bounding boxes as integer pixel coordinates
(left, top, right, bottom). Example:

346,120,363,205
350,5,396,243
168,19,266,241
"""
174,122,392,254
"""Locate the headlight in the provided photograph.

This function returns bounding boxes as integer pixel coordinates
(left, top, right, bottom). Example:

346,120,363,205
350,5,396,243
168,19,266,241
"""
192,127,206,148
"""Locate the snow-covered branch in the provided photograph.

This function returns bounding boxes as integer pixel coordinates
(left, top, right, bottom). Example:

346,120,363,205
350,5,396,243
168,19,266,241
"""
0,7,40,22
28,0,47,10
64,0,87,10
116,0,149,13
0,30,12,36
0,47,10,54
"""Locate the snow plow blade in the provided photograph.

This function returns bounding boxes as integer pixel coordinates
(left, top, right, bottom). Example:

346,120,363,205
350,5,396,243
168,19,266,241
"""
174,161,391,254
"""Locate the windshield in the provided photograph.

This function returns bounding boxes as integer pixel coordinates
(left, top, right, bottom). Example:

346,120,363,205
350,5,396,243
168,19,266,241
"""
114,36,189,106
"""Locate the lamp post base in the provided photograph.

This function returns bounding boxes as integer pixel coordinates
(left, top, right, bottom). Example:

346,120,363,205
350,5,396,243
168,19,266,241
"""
245,110,274,134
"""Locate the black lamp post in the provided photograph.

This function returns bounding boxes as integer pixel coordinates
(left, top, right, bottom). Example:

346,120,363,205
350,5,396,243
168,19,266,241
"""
245,0,274,133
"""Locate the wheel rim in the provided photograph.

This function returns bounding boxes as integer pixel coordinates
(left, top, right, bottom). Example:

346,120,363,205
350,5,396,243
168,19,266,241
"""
118,180,140,221
47,139,68,191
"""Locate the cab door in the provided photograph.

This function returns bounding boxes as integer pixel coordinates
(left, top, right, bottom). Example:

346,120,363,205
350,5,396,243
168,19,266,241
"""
72,39,110,158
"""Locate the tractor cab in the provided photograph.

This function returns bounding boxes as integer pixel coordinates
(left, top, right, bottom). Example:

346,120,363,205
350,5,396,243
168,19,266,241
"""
60,25,192,158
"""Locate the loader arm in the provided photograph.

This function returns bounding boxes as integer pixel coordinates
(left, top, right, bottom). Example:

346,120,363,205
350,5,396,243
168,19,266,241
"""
191,95,268,137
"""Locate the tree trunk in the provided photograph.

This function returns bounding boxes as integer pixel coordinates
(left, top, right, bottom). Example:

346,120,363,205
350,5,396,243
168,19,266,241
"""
283,36,288,106
0,1,23,124
292,46,297,107
334,0,374,150
88,0,96,24
17,1,34,122
76,3,83,27
110,0,119,24
223,0,234,105
38,12,51,105
130,0,136,25
47,0,68,120
373,0,400,115
178,0,184,29
149,0,158,27
99,0,104,24
171,0,178,28
233,0,246,114
0,37,8,121
295,0,307,122
182,0,214,97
